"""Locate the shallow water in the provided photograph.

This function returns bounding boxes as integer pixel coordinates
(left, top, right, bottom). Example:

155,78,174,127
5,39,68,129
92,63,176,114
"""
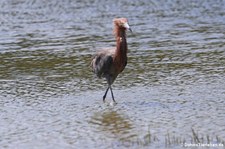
0,0,225,148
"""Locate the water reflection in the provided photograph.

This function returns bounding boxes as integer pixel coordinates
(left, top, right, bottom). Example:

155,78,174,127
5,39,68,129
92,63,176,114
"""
90,109,135,142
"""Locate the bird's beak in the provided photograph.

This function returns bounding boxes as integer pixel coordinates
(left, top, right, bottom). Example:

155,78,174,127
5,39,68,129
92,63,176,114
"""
123,22,132,32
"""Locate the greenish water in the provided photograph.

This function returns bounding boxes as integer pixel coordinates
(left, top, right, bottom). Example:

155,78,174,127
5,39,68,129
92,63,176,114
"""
0,0,225,148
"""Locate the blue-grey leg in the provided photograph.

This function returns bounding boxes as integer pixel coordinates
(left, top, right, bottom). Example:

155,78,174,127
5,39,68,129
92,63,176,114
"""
104,75,116,103
109,86,116,103
103,87,109,102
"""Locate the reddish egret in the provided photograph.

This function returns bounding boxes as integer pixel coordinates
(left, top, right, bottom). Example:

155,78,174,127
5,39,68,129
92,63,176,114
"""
91,18,132,103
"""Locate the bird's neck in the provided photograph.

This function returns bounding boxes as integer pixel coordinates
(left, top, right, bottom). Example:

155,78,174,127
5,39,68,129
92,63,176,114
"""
114,27,127,59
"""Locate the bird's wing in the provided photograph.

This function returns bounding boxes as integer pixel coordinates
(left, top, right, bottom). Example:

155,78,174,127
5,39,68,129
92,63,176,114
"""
92,53,113,78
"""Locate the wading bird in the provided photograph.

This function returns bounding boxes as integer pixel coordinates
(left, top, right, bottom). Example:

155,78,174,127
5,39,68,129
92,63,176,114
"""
91,18,132,103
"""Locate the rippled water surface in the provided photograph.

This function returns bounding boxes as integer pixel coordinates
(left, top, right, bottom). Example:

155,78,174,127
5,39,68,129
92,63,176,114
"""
1,0,225,148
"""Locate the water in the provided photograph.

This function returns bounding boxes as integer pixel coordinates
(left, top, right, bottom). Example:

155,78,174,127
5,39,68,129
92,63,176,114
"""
0,0,225,148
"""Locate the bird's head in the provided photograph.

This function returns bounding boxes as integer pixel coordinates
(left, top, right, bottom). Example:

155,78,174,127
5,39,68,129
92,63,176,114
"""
113,18,132,32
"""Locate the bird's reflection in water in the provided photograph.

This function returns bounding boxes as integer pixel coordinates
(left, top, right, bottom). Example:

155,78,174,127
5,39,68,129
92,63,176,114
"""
90,109,136,142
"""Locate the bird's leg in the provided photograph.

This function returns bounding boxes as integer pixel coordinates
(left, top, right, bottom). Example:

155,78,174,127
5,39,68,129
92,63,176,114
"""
103,87,109,102
104,75,116,103
109,86,116,103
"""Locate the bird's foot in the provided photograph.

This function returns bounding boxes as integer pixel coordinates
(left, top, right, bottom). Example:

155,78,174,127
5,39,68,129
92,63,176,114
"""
103,96,106,103
110,101,117,106
112,99,117,104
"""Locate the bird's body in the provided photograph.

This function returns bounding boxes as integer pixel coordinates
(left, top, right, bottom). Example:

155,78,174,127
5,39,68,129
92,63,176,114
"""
91,18,131,103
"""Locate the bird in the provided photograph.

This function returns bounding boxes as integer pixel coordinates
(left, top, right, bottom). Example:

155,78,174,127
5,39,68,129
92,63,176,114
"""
91,18,132,103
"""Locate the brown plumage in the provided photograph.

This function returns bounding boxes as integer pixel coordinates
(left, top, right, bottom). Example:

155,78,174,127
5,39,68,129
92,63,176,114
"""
91,18,132,103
